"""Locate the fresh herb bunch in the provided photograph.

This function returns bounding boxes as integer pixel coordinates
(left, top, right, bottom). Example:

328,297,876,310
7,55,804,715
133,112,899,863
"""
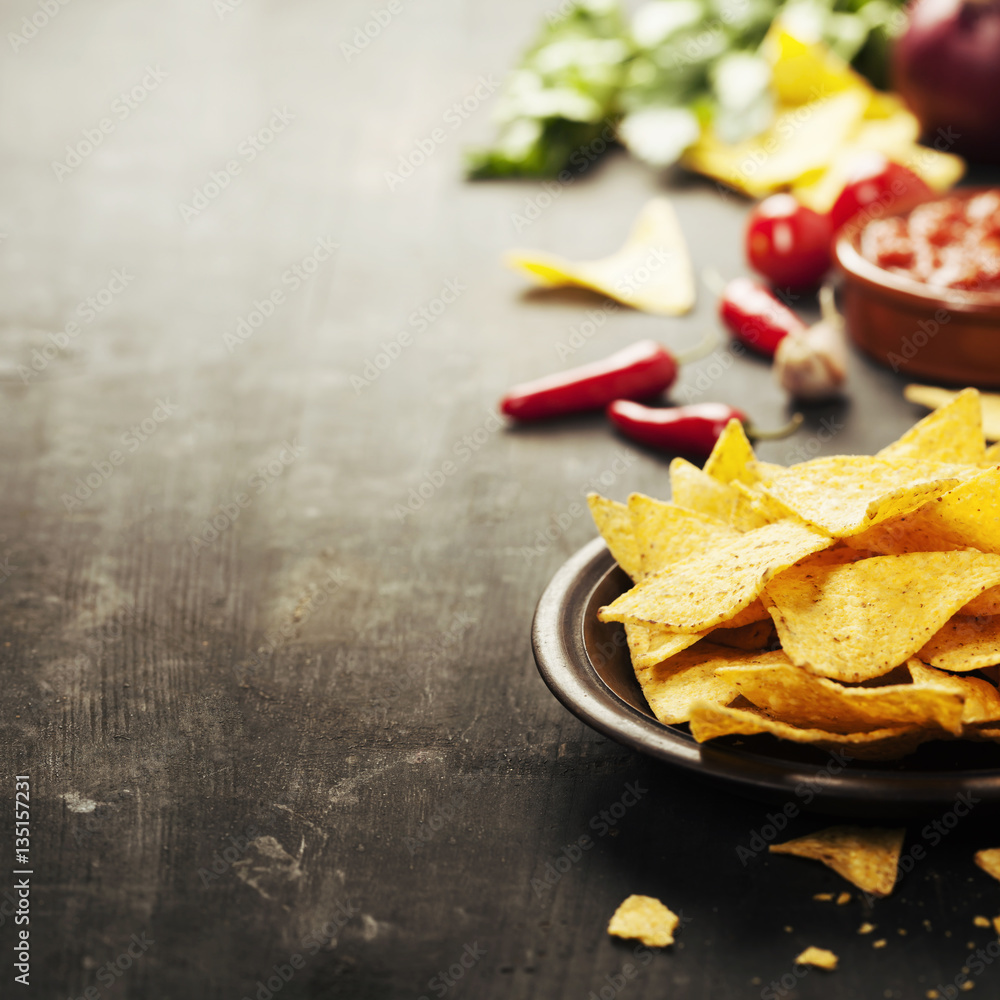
466,0,906,178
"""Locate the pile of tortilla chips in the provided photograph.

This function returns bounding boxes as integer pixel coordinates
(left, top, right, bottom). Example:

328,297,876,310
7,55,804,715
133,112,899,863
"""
591,388,1000,760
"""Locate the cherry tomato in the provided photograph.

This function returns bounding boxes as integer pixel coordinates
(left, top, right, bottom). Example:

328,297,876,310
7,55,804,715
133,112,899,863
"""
830,152,934,235
745,194,832,290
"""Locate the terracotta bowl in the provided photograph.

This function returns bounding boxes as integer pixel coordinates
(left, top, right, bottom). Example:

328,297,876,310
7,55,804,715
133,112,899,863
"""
833,187,1000,388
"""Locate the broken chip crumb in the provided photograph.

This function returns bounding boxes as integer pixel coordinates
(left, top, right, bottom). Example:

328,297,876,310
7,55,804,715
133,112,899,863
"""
960,982,974,992
813,893,834,902
607,894,679,948
975,848,1000,884
873,939,887,949
924,919,933,932
974,916,991,928
751,977,762,986
859,923,876,935
795,946,838,971
784,925,793,932
927,991,940,999
836,891,851,905
770,826,905,897
993,917,1000,936
898,928,907,936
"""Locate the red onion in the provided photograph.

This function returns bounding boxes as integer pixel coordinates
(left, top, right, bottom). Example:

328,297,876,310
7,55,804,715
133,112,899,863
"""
892,0,1000,163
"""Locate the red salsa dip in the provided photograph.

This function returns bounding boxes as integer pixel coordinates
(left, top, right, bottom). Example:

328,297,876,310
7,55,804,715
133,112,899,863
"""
859,190,1000,292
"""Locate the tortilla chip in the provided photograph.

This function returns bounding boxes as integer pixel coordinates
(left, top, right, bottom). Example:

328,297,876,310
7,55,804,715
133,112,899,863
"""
961,587,1000,616
762,550,1000,682
683,90,868,197
506,198,695,315
770,826,905,897
880,388,984,463
759,456,962,537
792,107,962,212
607,895,679,948
588,494,643,581
845,511,964,556
918,616,1000,673
901,469,1000,554
628,623,703,670
907,660,1000,725
845,468,1000,555
627,493,737,578
975,849,1000,884
704,419,758,486
719,656,966,734
904,384,1000,443
688,702,940,760
670,458,769,530
599,520,831,631
629,603,770,670
634,644,778,724
795,946,838,971
733,480,801,527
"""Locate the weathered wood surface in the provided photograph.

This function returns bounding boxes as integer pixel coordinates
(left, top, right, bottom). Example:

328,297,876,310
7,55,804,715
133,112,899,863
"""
0,1,998,998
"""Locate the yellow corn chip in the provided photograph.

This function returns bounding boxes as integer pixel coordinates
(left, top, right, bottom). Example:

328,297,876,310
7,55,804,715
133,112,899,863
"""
962,587,1000,616
760,456,961,537
975,849,1000,884
845,512,963,556
793,109,963,212
769,826,905,897
704,419,758,486
634,644,777,724
719,656,966,734
608,895,679,948
907,661,1000,725
879,388,984,463
762,551,1000,682
764,27,866,105
627,493,737,578
670,458,769,530
908,469,1000,552
628,601,770,670
683,91,868,197
628,623,703,670
918,616,1000,673
599,520,831,631
688,702,940,760
904,384,1000,443
587,494,643,581
795,946,838,971
847,470,1000,555
506,198,694,315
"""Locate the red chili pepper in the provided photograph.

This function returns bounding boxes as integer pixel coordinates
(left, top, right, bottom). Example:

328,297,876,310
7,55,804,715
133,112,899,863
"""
500,340,677,421
607,400,803,456
718,277,807,357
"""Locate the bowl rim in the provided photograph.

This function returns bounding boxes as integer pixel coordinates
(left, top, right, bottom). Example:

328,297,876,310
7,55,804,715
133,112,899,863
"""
833,185,1000,319
532,537,1000,813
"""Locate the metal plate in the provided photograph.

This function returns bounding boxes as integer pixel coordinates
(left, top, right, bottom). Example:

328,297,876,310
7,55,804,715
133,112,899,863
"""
533,538,1000,817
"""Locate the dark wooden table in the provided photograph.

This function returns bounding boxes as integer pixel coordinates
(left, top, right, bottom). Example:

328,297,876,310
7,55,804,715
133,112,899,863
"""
2,2,999,997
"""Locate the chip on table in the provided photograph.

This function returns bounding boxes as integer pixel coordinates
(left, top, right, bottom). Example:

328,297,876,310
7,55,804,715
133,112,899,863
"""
607,894,680,948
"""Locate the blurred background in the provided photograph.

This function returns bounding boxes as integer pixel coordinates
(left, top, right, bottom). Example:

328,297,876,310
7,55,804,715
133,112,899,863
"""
3,0,1000,997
